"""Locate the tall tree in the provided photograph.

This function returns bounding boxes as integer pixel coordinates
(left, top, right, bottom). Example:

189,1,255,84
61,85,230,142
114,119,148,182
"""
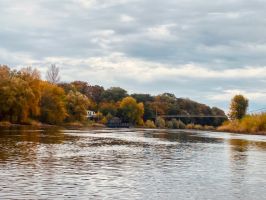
228,94,249,120
18,67,42,118
40,81,67,124
46,64,60,84
0,66,42,123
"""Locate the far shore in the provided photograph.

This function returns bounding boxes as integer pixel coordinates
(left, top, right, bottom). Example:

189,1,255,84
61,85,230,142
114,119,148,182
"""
1,121,265,136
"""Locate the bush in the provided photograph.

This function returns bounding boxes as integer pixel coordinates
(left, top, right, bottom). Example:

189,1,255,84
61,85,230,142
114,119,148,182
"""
100,116,108,124
186,123,195,129
155,117,165,128
171,119,186,129
145,120,156,128
166,121,174,129
203,125,215,130
186,123,203,130
194,124,204,130
218,113,266,134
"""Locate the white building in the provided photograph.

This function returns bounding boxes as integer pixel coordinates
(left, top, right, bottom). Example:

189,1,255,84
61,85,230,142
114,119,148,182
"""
87,110,96,118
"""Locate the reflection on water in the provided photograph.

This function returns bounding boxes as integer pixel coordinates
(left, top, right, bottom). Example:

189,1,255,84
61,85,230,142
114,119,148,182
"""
0,127,266,199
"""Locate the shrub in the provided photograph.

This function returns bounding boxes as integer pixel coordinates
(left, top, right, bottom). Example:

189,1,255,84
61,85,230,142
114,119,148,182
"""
194,124,203,130
203,125,215,130
155,117,165,128
100,116,108,124
166,121,174,129
186,123,203,130
145,120,156,128
171,119,186,129
218,113,266,134
186,123,195,129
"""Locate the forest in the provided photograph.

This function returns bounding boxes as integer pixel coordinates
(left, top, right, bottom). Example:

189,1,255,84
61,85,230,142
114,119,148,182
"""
0,65,227,128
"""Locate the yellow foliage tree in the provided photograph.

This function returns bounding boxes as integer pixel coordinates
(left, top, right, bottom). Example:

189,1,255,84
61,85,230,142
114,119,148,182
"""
0,66,41,123
40,81,67,124
65,91,91,122
119,97,144,125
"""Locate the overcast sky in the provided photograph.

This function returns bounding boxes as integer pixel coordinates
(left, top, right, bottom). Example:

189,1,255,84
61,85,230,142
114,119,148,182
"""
1,0,266,112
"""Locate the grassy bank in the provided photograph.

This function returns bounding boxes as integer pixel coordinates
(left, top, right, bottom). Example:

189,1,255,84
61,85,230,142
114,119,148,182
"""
0,120,106,129
218,113,266,135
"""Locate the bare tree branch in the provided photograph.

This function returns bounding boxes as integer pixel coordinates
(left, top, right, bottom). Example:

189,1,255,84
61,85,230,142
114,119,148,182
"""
46,64,60,84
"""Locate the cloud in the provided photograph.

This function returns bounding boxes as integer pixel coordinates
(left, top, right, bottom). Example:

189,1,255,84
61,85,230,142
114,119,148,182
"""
146,24,176,39
208,89,266,102
32,53,266,82
120,14,135,22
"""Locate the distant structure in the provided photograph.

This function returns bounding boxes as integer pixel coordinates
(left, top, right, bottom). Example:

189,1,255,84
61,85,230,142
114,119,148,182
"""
106,117,130,128
87,110,96,119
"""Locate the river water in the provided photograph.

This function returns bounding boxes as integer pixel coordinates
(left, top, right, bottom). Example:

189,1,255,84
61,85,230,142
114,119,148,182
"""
0,127,265,200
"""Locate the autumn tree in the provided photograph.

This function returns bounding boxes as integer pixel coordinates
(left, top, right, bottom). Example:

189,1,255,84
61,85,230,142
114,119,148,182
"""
58,82,76,94
99,102,118,116
40,81,67,124
86,85,104,104
0,66,42,123
71,81,88,94
70,81,103,107
65,91,91,122
46,64,60,84
131,93,155,120
0,65,10,80
119,97,144,125
228,94,249,120
0,74,34,122
18,67,42,118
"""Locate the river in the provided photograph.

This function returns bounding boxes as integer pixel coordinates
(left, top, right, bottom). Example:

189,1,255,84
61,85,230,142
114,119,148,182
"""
0,127,266,199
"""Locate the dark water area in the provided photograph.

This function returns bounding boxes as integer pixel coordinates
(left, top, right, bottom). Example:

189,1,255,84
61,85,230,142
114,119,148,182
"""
0,127,266,199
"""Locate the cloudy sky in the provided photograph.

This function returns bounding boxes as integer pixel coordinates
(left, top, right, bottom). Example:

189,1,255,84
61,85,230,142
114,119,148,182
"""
1,0,266,112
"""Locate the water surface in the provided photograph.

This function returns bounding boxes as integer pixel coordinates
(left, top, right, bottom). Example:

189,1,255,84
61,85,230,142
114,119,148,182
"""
0,127,266,199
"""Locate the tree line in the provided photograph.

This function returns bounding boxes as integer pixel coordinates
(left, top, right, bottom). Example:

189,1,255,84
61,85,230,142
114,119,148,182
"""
0,65,227,127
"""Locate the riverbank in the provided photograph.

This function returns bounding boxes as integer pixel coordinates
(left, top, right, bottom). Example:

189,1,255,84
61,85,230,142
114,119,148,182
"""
0,120,106,129
217,113,266,135
1,117,265,136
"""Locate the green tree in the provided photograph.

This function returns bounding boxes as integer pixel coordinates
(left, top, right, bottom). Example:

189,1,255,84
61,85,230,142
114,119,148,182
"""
101,87,128,102
228,94,249,120
131,93,154,103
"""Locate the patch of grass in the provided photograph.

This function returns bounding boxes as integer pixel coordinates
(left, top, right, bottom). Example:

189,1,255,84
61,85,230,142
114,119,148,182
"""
218,113,266,134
